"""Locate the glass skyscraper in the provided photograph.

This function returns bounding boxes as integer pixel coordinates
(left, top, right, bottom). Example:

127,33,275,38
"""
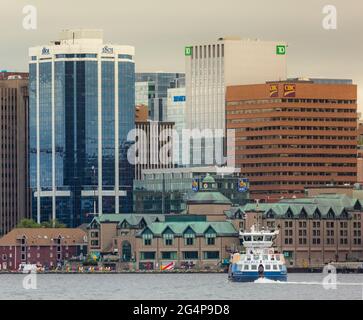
29,29,135,227
135,72,184,121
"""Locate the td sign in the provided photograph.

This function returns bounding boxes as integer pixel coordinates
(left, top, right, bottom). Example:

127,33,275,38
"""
276,45,286,55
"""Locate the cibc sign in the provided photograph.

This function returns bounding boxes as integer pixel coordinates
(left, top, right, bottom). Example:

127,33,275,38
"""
102,46,114,54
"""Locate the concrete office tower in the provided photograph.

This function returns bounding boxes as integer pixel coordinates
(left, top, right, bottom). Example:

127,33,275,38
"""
0,72,30,236
166,87,186,166
185,37,287,132
135,72,185,121
29,29,135,227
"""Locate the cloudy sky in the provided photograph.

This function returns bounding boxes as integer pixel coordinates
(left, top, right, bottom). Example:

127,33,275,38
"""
1,0,362,108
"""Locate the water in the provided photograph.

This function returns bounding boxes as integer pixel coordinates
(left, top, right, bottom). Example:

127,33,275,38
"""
1,273,363,300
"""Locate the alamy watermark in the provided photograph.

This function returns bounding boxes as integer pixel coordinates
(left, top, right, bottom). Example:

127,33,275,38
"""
322,5,337,30
22,5,37,30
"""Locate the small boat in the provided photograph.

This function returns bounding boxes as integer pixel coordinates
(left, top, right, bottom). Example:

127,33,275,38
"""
228,225,287,282
18,263,38,274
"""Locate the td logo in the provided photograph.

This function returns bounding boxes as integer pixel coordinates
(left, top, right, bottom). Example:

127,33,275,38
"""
276,45,286,55
185,46,192,56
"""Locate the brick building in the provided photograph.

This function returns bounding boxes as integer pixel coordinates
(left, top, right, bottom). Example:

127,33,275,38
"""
0,228,88,270
226,79,358,201
226,194,363,267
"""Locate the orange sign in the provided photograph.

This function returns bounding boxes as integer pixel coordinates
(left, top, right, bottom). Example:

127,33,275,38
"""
269,84,278,97
283,84,296,97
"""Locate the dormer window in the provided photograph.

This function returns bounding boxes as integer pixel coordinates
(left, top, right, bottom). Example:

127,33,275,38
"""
184,228,195,246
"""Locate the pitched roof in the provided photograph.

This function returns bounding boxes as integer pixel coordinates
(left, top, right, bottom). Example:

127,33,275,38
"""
239,195,355,218
0,228,87,246
137,221,238,237
89,214,165,227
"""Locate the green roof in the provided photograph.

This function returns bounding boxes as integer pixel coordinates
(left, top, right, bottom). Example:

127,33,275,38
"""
202,174,216,184
187,191,232,205
237,194,359,219
88,214,165,227
138,220,238,237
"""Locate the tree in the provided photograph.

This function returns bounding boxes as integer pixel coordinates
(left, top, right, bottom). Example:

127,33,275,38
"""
17,219,40,228
17,218,67,228
41,219,67,228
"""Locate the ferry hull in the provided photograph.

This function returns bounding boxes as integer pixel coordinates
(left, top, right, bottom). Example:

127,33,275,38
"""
229,271,287,282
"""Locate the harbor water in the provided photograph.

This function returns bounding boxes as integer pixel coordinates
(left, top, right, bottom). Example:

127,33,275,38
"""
1,273,363,300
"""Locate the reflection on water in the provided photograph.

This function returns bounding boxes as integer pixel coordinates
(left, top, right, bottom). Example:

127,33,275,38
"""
0,273,363,300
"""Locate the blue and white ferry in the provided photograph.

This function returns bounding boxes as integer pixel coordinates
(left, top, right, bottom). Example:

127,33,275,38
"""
229,225,287,282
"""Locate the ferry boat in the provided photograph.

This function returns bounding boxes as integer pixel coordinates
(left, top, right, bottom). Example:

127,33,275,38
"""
228,225,287,282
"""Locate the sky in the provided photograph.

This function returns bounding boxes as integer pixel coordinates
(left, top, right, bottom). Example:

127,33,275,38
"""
1,0,362,108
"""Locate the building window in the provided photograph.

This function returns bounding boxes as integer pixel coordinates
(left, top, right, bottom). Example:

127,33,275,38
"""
206,237,215,245
140,252,156,260
183,251,198,260
161,251,177,260
185,238,194,246
203,251,219,260
163,232,174,246
144,239,152,246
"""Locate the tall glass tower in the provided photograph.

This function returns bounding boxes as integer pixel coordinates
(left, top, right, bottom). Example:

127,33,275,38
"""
29,29,135,227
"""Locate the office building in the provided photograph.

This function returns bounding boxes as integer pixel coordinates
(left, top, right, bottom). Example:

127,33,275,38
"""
133,166,248,214
29,29,135,227
135,72,184,121
0,72,30,236
134,121,175,180
166,87,186,165
226,79,358,201
185,37,287,132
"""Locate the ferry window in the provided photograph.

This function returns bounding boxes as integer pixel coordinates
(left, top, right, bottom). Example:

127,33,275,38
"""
244,265,249,270
247,255,251,261
251,265,257,270
244,236,251,241
276,255,280,261
253,255,259,260
271,255,275,260
265,236,272,241
265,265,271,270
273,265,278,270
279,265,283,270
253,236,263,241
263,255,268,260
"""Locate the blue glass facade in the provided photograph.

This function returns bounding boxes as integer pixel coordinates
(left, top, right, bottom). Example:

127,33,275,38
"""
30,53,135,227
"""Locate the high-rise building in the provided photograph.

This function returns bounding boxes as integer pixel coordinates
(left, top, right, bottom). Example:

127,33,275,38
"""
226,79,358,201
29,29,135,227
135,72,184,121
134,121,175,180
0,72,30,236
166,87,186,165
185,37,287,132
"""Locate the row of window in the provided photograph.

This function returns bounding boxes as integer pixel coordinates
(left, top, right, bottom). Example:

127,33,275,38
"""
227,98,356,106
143,237,216,246
139,251,220,260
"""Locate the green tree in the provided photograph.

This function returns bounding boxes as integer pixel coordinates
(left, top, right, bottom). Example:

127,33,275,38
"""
17,219,40,228
17,218,67,228
41,219,67,228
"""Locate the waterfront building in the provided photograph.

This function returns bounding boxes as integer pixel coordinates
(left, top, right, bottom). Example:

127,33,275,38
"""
0,72,30,236
227,194,363,267
0,228,87,271
133,167,248,214
134,121,175,181
135,72,185,122
226,79,358,201
87,213,239,271
166,87,186,165
29,29,135,227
